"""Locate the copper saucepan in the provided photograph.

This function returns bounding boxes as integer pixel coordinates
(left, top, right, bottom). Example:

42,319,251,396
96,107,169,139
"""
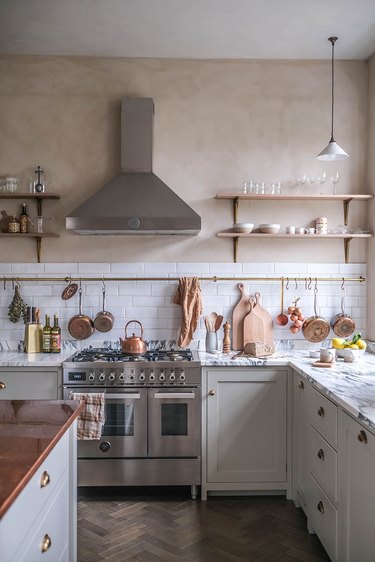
302,281,330,343
331,281,355,338
94,284,114,333
68,286,95,340
120,320,147,355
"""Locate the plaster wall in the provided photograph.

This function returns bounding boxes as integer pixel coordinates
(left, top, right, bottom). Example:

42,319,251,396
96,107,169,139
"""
367,53,375,339
0,55,369,263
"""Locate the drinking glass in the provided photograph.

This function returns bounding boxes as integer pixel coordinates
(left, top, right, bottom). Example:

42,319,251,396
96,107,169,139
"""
318,172,327,195
300,174,307,195
331,171,340,194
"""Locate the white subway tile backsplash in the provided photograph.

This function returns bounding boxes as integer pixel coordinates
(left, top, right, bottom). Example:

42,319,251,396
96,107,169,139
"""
144,263,177,274
133,296,166,307
111,263,145,273
176,263,210,274
44,263,78,273
106,296,133,307
209,263,243,274
307,263,340,274
274,263,308,274
0,264,12,273
119,283,152,296
12,263,45,274
78,263,111,273
125,307,158,318
339,263,367,275
243,263,274,274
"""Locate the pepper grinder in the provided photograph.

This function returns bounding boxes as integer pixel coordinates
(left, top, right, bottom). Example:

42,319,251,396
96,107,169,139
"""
222,322,231,354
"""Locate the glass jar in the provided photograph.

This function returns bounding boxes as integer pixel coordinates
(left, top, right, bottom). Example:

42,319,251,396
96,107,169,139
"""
8,216,20,233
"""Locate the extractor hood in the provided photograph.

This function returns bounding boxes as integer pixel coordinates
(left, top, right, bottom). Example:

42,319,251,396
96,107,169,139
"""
66,97,201,235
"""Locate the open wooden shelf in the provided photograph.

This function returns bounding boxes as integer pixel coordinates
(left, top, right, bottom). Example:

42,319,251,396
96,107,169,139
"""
216,193,373,201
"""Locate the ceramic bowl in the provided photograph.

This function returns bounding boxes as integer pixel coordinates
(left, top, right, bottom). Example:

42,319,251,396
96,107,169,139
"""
336,348,366,358
259,223,281,234
232,223,254,233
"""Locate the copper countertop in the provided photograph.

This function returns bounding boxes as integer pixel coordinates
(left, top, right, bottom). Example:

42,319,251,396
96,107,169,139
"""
0,399,84,518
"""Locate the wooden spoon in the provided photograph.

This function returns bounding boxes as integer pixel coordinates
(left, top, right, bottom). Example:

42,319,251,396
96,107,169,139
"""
215,315,223,332
276,279,289,326
208,312,217,331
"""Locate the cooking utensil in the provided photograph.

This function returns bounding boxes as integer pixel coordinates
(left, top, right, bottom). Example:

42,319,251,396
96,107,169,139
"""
94,283,114,333
232,283,251,350
331,280,355,337
215,314,224,332
302,281,330,343
120,320,147,355
275,279,289,326
251,292,274,347
68,285,95,340
61,278,78,300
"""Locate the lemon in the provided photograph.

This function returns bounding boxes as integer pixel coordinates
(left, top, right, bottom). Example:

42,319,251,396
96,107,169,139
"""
332,338,345,349
349,344,359,349
357,339,367,350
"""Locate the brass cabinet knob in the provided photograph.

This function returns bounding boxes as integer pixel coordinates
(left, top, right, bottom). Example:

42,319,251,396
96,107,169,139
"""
317,501,325,514
298,380,304,390
317,448,325,460
41,534,52,553
0,381,6,390
318,406,325,417
40,470,51,488
208,390,215,396
358,430,368,444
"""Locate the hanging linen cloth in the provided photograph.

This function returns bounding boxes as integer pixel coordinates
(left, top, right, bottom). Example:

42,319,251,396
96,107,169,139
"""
173,277,203,347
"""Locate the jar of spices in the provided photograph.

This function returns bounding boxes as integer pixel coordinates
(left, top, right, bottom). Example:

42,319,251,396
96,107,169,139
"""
8,216,20,233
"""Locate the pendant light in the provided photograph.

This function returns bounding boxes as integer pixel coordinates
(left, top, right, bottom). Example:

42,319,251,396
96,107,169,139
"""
316,36,349,161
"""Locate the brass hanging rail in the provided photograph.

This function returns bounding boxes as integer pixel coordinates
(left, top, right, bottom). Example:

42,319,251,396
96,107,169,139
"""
0,275,366,283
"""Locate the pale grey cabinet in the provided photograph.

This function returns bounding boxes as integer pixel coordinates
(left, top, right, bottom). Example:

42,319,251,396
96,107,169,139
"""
338,411,375,561
0,368,62,400
201,367,287,500
292,371,308,511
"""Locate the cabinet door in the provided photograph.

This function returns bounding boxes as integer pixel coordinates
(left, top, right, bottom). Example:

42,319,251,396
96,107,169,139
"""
292,372,308,510
338,411,375,561
206,369,286,483
0,369,60,399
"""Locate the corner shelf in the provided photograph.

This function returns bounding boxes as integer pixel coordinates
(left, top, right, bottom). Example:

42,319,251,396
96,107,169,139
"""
0,193,60,262
215,193,374,263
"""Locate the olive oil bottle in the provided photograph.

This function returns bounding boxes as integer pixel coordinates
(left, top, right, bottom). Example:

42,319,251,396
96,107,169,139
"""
51,314,61,353
42,314,51,353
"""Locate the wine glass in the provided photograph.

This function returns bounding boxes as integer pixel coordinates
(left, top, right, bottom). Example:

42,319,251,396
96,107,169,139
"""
300,174,307,195
318,172,327,195
331,171,340,195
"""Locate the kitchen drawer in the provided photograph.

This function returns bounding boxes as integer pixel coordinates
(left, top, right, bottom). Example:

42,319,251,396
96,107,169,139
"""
308,425,337,503
307,474,337,562
0,431,69,562
307,386,337,446
18,474,69,562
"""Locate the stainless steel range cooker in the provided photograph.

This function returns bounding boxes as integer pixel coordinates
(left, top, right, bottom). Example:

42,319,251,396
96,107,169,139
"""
63,347,201,498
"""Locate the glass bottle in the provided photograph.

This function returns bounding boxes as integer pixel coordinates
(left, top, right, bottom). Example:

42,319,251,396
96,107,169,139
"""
51,314,61,353
20,203,28,233
42,314,51,353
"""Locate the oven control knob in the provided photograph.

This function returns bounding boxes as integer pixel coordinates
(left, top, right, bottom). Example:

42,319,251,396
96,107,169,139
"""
149,371,155,382
108,372,116,382
118,372,125,382
98,371,106,382
88,371,95,381
139,373,145,381
159,372,165,381
129,373,135,381
179,371,186,381
169,372,176,381
99,441,111,453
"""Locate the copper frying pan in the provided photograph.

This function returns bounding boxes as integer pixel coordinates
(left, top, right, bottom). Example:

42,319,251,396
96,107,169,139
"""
68,286,95,340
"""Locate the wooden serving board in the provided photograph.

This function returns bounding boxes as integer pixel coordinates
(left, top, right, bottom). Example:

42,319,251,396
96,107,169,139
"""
313,360,333,368
243,299,265,347
232,283,251,350
252,292,274,347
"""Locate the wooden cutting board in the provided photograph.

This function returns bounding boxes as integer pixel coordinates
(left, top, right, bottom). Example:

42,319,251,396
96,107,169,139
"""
251,292,274,347
232,283,251,351
243,298,265,347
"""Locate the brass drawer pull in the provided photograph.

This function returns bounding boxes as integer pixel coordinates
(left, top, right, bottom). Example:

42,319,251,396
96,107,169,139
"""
318,406,325,417
358,430,368,444
208,390,215,396
298,380,304,390
41,534,52,553
0,381,6,390
317,448,325,460
317,501,325,514
40,470,51,488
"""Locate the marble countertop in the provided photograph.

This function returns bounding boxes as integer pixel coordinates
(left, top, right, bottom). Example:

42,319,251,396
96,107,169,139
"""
0,399,84,518
0,349,74,367
199,350,375,433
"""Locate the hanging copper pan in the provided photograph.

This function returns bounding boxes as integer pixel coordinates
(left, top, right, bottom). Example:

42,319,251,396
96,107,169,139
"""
68,286,95,340
331,280,355,337
94,283,114,333
302,281,330,343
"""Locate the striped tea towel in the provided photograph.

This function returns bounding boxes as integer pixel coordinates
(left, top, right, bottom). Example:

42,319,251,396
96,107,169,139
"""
70,392,105,440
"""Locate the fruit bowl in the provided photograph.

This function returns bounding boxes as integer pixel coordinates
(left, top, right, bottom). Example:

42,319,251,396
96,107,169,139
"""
232,223,254,233
336,348,366,358
259,223,280,234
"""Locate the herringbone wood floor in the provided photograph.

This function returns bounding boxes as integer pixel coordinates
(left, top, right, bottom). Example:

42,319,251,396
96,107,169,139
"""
78,487,329,562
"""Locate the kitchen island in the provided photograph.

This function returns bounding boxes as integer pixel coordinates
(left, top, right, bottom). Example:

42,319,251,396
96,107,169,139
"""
0,399,84,562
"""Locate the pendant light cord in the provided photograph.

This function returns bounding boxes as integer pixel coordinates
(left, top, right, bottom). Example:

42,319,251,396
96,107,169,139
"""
329,36,337,143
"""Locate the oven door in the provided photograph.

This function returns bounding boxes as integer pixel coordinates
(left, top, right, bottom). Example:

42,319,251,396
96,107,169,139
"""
65,387,147,458
147,387,201,458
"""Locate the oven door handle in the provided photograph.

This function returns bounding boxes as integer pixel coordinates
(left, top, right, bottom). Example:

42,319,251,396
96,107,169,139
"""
105,393,141,400
154,392,196,399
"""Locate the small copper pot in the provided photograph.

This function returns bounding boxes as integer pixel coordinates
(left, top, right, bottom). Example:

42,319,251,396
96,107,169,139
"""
120,320,147,355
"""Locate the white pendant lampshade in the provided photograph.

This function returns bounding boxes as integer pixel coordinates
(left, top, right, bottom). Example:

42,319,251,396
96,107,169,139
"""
316,37,349,161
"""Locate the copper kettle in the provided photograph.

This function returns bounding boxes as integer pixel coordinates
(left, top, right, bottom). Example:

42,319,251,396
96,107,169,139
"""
120,320,147,355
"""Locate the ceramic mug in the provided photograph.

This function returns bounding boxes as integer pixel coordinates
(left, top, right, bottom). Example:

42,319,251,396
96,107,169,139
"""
296,227,307,234
320,348,336,363
307,227,318,235
286,226,296,234
343,348,360,363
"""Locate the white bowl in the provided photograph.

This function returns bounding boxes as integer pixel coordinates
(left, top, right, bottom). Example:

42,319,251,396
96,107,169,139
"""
232,223,254,233
259,223,280,234
336,348,366,358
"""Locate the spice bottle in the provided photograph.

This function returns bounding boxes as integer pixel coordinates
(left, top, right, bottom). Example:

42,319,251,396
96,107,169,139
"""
20,203,28,233
8,216,20,233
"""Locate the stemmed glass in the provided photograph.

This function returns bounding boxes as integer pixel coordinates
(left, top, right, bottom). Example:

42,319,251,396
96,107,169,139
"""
318,172,327,195
300,174,307,195
331,171,340,195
